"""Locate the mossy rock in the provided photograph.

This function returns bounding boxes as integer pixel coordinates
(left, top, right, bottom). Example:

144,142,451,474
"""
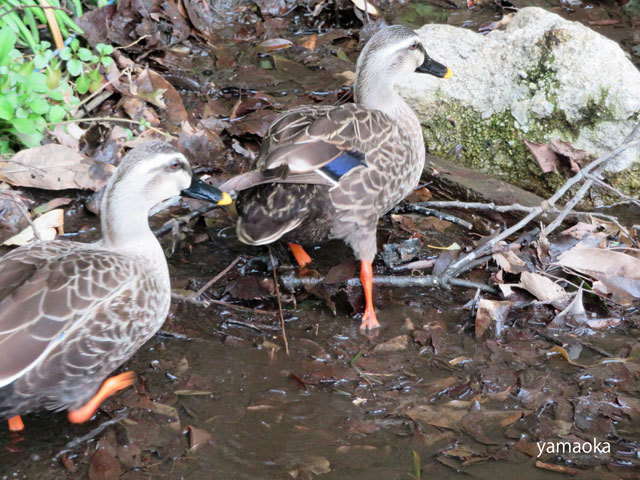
398,7,640,205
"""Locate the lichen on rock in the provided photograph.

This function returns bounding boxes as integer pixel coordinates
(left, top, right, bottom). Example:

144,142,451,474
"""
398,7,640,203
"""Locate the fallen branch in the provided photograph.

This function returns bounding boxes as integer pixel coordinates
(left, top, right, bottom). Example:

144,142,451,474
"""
441,122,640,282
280,273,496,293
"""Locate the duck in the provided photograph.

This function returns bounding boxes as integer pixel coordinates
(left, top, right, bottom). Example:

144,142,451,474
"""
220,25,452,330
0,141,231,432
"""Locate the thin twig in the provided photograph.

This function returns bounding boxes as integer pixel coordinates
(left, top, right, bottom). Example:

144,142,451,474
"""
0,191,41,242
72,67,132,116
195,256,241,297
55,412,128,460
171,291,275,315
584,173,640,208
153,203,219,237
269,248,289,355
393,203,473,230
546,138,640,234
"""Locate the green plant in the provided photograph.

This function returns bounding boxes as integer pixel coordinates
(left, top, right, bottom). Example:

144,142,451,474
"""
0,0,84,52
0,27,78,152
59,39,114,94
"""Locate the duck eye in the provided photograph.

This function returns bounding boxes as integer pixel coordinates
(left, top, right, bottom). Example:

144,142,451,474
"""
409,42,419,50
169,160,182,171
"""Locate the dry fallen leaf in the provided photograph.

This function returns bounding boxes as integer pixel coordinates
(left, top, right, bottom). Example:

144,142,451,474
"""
1,145,115,191
475,299,512,337
88,448,121,480
258,38,293,51
556,247,640,304
518,272,567,302
3,209,64,246
495,250,528,273
372,335,409,352
350,0,379,15
186,425,213,451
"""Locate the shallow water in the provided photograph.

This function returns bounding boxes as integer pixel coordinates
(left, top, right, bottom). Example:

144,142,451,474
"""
2,0,640,478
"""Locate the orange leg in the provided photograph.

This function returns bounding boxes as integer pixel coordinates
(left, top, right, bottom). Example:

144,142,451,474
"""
67,371,136,424
360,261,379,330
8,415,24,432
288,243,312,269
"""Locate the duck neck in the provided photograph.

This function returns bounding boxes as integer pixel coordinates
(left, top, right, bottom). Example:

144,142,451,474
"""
354,70,424,155
100,181,163,261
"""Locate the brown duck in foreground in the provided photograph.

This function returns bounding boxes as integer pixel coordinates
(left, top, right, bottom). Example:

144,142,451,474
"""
221,25,452,330
0,141,231,432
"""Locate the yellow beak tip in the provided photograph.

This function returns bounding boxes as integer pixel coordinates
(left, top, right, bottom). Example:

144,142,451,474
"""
444,68,453,79
218,192,233,206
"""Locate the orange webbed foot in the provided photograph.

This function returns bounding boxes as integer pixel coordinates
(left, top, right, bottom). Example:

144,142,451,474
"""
288,243,312,269
8,415,24,432
67,371,136,424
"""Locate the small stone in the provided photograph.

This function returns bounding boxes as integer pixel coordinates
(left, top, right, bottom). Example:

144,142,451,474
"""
373,335,409,352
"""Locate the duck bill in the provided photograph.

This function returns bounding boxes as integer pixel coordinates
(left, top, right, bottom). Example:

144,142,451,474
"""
183,176,232,206
416,52,453,79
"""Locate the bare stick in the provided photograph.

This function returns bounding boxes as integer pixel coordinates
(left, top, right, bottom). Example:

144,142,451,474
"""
195,256,242,297
280,273,496,293
393,203,473,229
269,248,289,355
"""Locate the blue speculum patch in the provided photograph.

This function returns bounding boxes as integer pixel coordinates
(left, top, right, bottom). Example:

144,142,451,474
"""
320,150,366,182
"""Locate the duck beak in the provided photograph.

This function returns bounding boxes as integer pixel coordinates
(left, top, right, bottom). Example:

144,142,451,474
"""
416,48,453,78
183,176,232,206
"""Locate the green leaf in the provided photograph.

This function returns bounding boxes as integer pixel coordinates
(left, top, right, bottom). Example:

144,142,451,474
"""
0,98,14,121
75,74,90,94
100,56,113,67
49,89,63,101
89,76,102,93
23,72,48,93
77,48,92,61
46,68,61,90
13,117,38,134
17,61,35,77
88,68,101,81
336,48,350,63
98,44,114,55
0,140,11,154
67,58,83,77
59,47,72,61
27,97,50,115
14,129,43,148
70,38,80,52
0,27,17,66
48,105,66,123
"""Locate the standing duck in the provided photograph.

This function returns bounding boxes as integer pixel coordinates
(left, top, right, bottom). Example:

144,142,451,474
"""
221,25,452,330
0,141,231,432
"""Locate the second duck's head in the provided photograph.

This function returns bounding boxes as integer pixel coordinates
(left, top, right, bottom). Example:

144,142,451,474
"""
103,141,231,214
355,25,452,95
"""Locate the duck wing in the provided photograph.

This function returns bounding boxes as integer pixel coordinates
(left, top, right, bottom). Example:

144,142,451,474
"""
220,103,391,192
0,242,145,391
